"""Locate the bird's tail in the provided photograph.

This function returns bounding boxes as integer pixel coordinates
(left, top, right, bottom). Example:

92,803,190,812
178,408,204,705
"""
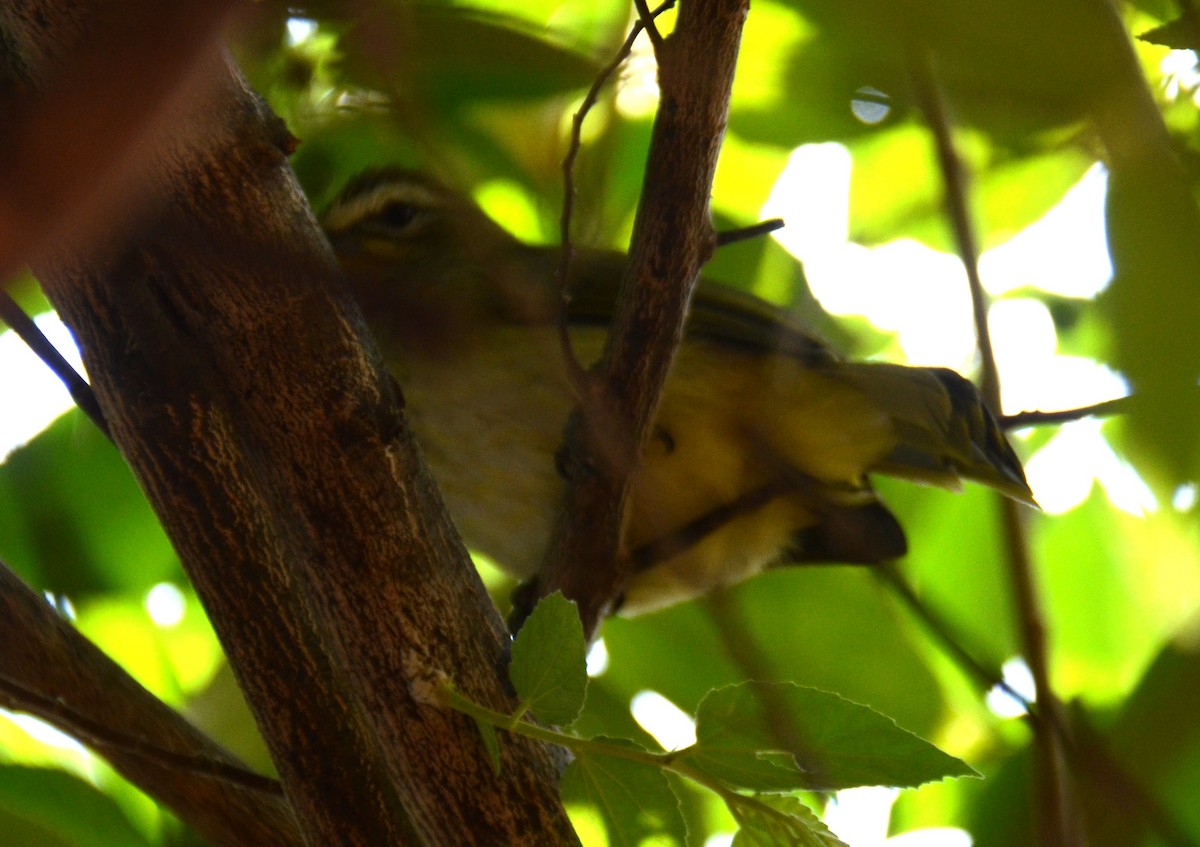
835,363,1036,505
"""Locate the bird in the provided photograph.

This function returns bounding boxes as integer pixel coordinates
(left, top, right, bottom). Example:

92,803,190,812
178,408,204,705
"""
322,169,1033,616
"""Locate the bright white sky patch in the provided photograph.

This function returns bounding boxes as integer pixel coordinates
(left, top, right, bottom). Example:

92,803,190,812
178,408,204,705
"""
762,143,851,258
0,313,81,460
629,690,696,751
4,712,90,757
585,637,609,677
885,829,973,847
1161,49,1200,106
986,656,1035,718
1024,419,1157,516
286,17,318,46
765,144,1148,516
824,786,897,845
988,298,1127,416
979,164,1111,299
822,787,974,846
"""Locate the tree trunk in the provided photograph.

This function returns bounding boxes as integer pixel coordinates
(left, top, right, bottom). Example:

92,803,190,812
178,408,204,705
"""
0,2,576,844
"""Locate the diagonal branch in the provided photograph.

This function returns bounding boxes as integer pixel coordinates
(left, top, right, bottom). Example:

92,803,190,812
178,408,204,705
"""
876,563,1199,847
555,3,676,405
533,0,750,638
0,559,300,846
3,2,577,843
910,46,1082,847
0,290,109,437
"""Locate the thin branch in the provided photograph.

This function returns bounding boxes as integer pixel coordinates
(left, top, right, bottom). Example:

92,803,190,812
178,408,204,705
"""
556,16,642,399
872,565,1025,707
715,217,785,247
1002,396,1129,429
0,557,300,845
703,588,839,789
633,0,667,54
535,0,749,638
876,564,1200,847
909,56,996,405
0,290,109,437
556,1,676,401
0,671,282,795
911,47,1082,847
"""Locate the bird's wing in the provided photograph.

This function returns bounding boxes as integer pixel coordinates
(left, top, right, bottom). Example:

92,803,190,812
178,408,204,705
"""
529,245,1034,504
534,246,837,364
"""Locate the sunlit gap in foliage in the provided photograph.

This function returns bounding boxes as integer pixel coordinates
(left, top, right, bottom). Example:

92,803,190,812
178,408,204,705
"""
629,690,696,751
475,179,548,243
43,590,77,621
145,582,187,628
986,657,1036,719
0,313,82,460
763,146,1155,515
613,15,663,118
0,710,98,783
1161,49,1200,106
285,17,318,47
585,637,609,677
825,786,896,845
883,829,973,847
825,786,973,847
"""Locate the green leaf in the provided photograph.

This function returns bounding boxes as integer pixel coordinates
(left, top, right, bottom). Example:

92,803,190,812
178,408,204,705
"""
681,682,976,791
847,123,1091,251
0,765,153,847
509,592,588,726
562,741,687,846
1098,155,1200,490
730,794,849,847
0,410,180,597
337,6,599,104
599,567,947,743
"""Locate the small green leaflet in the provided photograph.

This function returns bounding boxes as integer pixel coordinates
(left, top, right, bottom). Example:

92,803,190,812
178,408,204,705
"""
561,741,687,846
729,795,849,847
679,682,977,791
509,592,588,726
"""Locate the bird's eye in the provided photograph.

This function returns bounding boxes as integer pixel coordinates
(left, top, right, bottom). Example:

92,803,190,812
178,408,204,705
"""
377,201,421,232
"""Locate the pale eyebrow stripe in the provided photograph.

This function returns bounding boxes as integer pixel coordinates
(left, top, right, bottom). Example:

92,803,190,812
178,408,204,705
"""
322,181,443,233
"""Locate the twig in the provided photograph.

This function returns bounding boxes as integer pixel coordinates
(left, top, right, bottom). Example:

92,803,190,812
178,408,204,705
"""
716,218,785,247
1070,712,1200,847
703,588,838,788
556,1,676,400
536,0,748,638
872,565,1026,707
633,0,667,54
1002,396,1129,429
911,47,1081,847
909,60,996,405
0,291,110,438
0,671,283,795
876,564,1199,847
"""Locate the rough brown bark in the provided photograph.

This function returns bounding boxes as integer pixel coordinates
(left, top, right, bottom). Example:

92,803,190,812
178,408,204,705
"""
1,2,577,844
